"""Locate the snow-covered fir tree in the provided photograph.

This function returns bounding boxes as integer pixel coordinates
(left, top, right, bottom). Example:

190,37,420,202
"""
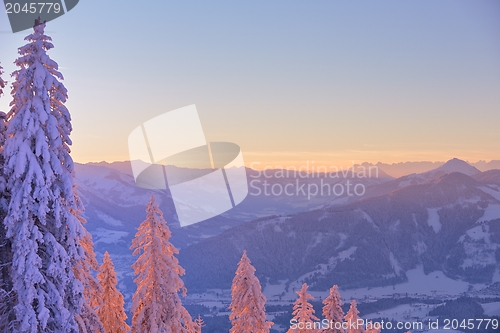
322,285,344,333
130,195,197,333
229,250,273,333
194,315,205,333
287,283,320,333
96,251,130,333
3,20,88,332
72,193,105,333
344,300,363,333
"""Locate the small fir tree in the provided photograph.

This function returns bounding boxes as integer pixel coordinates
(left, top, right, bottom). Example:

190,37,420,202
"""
344,300,364,333
322,285,344,333
194,315,205,333
287,283,320,333
97,251,130,333
130,195,197,333
229,250,273,333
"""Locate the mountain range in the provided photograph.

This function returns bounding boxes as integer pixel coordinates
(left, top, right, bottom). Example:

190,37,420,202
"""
74,158,500,306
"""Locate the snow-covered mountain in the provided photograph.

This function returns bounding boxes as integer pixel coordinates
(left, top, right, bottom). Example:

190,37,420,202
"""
425,158,480,177
368,159,500,178
360,158,484,199
74,161,391,305
178,165,500,295
75,159,500,308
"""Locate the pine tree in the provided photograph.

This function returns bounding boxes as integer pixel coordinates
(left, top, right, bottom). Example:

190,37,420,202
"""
97,251,130,333
229,251,273,333
322,285,344,333
194,315,205,333
3,20,86,332
131,195,197,333
344,300,364,333
287,283,320,333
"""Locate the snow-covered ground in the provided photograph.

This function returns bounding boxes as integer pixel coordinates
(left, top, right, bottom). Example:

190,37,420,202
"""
93,228,129,245
364,303,433,321
478,204,500,223
427,208,442,233
260,266,487,304
338,266,487,300
482,301,500,317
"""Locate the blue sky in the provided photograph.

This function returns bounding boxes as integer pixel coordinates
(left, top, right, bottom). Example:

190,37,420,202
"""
1,0,499,166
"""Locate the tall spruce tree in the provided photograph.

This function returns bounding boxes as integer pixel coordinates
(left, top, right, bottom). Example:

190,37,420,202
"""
3,20,87,332
229,250,272,333
130,195,197,333
322,285,344,333
287,283,319,333
97,251,130,333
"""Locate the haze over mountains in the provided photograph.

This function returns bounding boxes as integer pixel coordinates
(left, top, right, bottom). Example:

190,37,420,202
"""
89,159,500,179
75,158,500,308
374,159,500,178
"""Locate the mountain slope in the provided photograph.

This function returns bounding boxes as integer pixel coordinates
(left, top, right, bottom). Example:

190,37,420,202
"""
426,158,480,177
178,171,500,293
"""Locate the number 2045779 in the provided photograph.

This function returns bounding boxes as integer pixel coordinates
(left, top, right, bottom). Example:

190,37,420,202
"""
5,2,62,14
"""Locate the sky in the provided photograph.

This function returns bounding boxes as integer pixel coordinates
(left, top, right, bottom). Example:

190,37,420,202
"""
0,0,499,168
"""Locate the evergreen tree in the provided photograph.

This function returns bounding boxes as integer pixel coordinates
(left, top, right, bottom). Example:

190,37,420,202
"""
344,300,364,333
287,283,319,333
3,20,86,332
229,250,273,333
130,195,197,333
194,315,205,333
97,251,130,333
322,285,344,333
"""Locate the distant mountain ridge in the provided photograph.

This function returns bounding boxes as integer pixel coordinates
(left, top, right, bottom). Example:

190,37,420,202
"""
86,159,500,179
426,158,480,177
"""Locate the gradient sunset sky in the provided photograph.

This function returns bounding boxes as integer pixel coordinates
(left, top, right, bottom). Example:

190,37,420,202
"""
1,0,499,168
